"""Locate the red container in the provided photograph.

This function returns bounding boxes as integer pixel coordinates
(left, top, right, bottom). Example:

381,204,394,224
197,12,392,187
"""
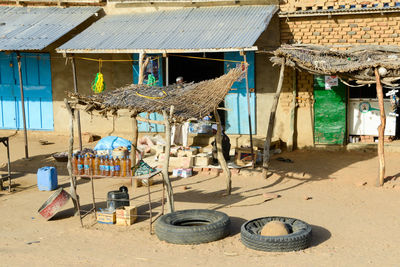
38,188,70,220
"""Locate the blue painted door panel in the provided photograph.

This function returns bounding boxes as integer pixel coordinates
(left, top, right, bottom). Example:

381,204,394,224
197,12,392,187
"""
0,52,53,130
133,53,165,132
224,52,256,135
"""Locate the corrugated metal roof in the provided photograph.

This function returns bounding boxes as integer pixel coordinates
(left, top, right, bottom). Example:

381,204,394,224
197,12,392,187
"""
57,5,278,53
0,6,101,51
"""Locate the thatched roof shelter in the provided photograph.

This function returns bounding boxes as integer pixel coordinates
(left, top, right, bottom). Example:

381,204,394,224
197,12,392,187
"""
269,44,397,187
271,44,400,87
68,67,243,121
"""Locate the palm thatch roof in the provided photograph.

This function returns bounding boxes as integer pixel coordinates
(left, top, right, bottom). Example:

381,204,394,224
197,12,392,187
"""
271,44,400,87
68,67,243,121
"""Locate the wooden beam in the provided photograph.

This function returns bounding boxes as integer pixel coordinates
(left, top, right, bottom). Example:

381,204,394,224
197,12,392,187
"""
138,53,145,85
132,115,138,168
64,99,81,219
162,107,175,213
71,55,83,151
287,68,297,152
263,58,285,173
136,115,165,125
243,53,255,168
374,68,386,186
214,107,231,195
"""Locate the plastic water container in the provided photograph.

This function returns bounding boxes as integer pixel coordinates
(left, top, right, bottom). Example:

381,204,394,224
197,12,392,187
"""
107,186,129,210
37,167,58,191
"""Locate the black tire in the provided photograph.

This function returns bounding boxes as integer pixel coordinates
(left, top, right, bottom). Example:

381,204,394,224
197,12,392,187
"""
241,216,312,252
155,209,230,244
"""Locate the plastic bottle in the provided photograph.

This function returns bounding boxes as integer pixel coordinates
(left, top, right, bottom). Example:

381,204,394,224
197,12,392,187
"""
104,156,110,176
99,156,104,176
94,155,100,175
77,155,84,175
72,153,78,175
84,154,90,175
114,156,121,177
126,155,132,176
110,156,115,176
121,156,127,177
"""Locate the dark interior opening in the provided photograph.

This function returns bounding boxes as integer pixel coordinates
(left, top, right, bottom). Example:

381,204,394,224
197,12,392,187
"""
349,83,392,99
168,53,226,125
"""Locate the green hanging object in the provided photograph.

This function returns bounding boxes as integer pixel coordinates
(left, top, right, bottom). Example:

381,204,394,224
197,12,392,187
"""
91,72,106,93
147,74,157,86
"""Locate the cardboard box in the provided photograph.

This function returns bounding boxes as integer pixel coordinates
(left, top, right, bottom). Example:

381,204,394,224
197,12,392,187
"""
116,206,137,226
194,156,211,166
235,147,257,166
177,147,198,157
97,210,116,224
172,168,193,178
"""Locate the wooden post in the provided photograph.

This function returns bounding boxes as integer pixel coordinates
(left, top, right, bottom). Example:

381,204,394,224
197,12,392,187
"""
287,68,297,152
138,53,145,85
71,55,83,151
138,53,150,85
132,114,138,167
64,99,80,215
263,58,285,173
214,108,232,195
161,107,175,213
243,53,255,168
16,52,29,159
374,68,386,186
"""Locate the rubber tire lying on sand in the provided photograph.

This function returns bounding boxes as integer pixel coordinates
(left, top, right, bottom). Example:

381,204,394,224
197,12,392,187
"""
155,209,230,244
241,216,312,252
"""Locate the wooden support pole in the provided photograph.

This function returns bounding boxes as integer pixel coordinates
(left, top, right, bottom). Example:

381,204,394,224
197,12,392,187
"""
16,52,29,159
71,55,83,151
162,107,175,213
214,107,232,195
287,68,297,152
243,53,255,168
138,53,150,85
132,115,138,167
138,53,145,85
374,68,386,186
64,98,79,215
263,58,285,173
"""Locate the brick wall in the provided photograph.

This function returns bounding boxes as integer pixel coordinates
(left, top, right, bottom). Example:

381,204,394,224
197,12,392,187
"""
281,13,400,45
280,0,399,13
279,68,313,112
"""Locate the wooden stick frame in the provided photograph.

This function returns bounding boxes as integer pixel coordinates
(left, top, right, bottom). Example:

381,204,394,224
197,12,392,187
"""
214,107,232,195
263,58,285,172
374,68,386,186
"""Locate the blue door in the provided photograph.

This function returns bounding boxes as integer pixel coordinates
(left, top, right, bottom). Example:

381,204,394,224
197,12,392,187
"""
224,52,256,134
133,54,164,132
0,52,53,130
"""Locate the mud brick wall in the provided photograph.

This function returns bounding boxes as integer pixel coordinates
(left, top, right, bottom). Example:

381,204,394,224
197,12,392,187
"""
280,13,400,45
279,68,313,112
280,0,399,13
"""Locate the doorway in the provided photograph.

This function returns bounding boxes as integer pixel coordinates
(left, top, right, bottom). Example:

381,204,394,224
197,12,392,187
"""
168,53,225,125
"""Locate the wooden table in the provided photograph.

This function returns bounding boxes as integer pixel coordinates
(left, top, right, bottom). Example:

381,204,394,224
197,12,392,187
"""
0,137,11,192
73,169,165,233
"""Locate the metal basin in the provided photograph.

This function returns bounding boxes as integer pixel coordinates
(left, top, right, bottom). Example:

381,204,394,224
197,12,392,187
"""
38,188,70,220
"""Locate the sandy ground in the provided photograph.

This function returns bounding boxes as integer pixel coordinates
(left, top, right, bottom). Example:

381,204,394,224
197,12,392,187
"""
1,133,400,266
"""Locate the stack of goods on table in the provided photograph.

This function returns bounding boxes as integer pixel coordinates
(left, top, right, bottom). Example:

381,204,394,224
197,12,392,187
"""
97,186,137,226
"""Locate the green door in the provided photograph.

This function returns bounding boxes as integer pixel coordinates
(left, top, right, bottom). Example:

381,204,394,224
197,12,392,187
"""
314,75,346,144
